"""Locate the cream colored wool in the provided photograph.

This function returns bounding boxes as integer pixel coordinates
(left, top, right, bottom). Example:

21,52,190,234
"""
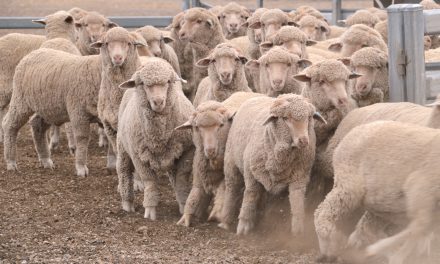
298,15,329,41
344,9,380,28
366,7,387,21
245,8,268,60
218,2,250,40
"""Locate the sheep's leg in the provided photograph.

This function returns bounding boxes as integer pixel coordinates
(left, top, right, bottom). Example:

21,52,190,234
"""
131,157,159,220
70,119,91,177
103,122,117,171
172,149,193,214
116,145,135,213
64,123,76,155
49,125,60,150
219,164,244,231
106,143,116,172
98,127,108,148
0,105,9,143
314,184,364,262
177,187,209,227
347,211,389,250
289,182,307,236
237,177,264,236
2,101,34,171
133,171,144,192
208,180,225,222
29,115,54,169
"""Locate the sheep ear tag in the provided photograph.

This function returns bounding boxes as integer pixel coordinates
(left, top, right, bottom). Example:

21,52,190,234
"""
313,112,327,125
262,115,276,126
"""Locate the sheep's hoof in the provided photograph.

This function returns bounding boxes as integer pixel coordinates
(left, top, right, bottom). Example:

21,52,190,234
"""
133,178,144,192
316,254,337,263
236,219,253,236
122,201,135,212
218,222,231,231
106,155,116,170
177,214,191,227
49,141,59,151
98,136,108,148
144,206,157,220
68,146,76,156
40,158,55,169
6,161,18,171
75,165,89,177
208,209,221,222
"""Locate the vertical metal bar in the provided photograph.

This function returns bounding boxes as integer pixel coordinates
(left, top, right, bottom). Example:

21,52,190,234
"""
402,4,426,104
182,0,190,10
387,5,406,102
332,0,342,25
257,0,264,8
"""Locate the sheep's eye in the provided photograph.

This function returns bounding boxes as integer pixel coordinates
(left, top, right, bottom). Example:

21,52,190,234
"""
211,59,216,63
287,63,292,67
84,24,88,27
235,57,240,62
219,123,224,127
282,116,288,120
261,23,265,27
104,42,109,46
168,80,172,84
361,44,369,48
265,63,269,68
319,80,325,85
197,19,202,24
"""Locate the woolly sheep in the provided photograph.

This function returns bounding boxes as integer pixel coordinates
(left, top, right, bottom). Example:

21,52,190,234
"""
344,47,389,107
340,9,380,28
315,120,440,263
243,8,268,60
67,7,88,21
175,92,264,227
117,58,193,219
290,6,327,24
366,7,387,21
248,9,297,43
327,25,346,39
328,24,387,57
420,0,440,9
136,25,181,76
93,27,145,170
298,15,330,41
219,94,327,235
193,43,251,107
2,27,142,177
246,46,311,96
373,20,432,50
217,2,250,40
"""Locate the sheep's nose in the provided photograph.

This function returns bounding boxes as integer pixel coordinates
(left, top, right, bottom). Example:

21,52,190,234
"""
220,72,231,80
298,137,309,147
337,97,348,106
205,147,216,157
357,83,367,92
153,51,161,57
230,23,238,29
153,98,164,107
113,55,123,64
273,79,282,87
179,31,186,40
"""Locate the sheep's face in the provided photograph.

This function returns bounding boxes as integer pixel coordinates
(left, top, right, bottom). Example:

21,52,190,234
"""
106,40,131,66
262,19,286,41
352,65,379,96
299,24,327,41
320,79,351,109
143,82,170,112
220,9,249,35
75,13,117,54
424,36,432,50
285,116,310,148
148,36,173,58
179,13,216,43
329,41,368,57
253,28,263,43
265,62,292,92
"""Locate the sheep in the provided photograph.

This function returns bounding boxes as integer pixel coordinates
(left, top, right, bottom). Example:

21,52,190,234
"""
340,9,380,28
344,47,389,107
0,11,78,142
2,27,142,177
374,20,388,43
243,8,268,60
217,2,250,40
219,94,327,235
420,0,440,9
67,7,88,21
245,46,311,96
117,58,194,219
94,27,145,170
175,92,264,227
136,25,181,76
248,9,297,43
328,24,387,57
193,43,251,107
327,25,346,39
298,15,330,41
290,6,327,24
366,7,387,21
74,11,118,56
314,120,440,264
167,11,194,98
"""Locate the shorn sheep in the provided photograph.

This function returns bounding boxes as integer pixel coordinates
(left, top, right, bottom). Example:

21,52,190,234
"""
315,120,440,264
219,94,327,235
117,58,194,220
175,92,264,227
246,46,311,96
217,2,250,40
2,27,141,177
193,43,251,107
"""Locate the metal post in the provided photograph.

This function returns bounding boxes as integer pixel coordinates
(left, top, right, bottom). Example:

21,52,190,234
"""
332,0,342,25
182,0,191,10
387,5,406,102
257,0,264,8
402,4,425,104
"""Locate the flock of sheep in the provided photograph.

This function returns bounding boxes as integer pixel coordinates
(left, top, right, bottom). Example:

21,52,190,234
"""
1,0,440,263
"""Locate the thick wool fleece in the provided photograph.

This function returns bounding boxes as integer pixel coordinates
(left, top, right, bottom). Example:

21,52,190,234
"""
246,8,268,60
136,25,181,75
341,24,387,52
98,27,141,151
257,47,306,97
345,10,379,27
220,94,316,232
75,12,112,55
117,59,194,213
193,43,251,107
374,20,388,43
219,2,250,39
68,7,88,20
298,15,329,33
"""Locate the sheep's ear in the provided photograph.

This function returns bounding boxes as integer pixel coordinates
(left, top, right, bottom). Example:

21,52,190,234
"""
294,73,311,82
245,60,260,70
175,120,193,130
119,79,137,89
337,20,347,26
249,21,262,29
328,42,343,52
259,41,273,50
238,55,248,64
32,18,46,25
107,21,118,28
227,110,237,120
313,112,327,124
262,115,277,126
162,36,174,44
133,41,147,47
241,21,249,28
298,59,312,69
207,19,214,28
75,22,82,28
306,40,317,46
195,57,211,68
320,25,329,33
65,15,74,24
287,21,299,27
90,41,103,49
338,57,351,66
349,72,362,79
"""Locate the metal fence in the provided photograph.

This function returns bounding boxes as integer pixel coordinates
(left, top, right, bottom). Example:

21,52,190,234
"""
0,0,352,29
387,4,440,104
